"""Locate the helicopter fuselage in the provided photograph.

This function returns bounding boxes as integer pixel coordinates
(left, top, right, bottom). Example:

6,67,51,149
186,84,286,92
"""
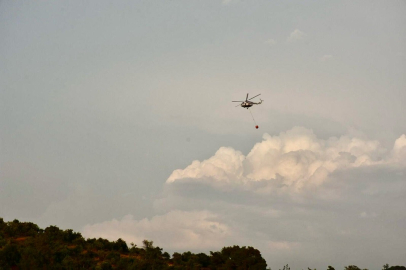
240,100,262,109
241,101,254,108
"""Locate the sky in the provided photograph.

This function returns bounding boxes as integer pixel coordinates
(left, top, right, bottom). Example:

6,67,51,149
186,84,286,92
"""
1,0,406,269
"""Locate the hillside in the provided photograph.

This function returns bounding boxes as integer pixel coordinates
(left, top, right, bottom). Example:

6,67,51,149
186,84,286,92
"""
0,218,267,269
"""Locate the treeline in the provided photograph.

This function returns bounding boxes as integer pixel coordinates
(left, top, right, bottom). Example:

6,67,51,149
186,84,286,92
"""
1,218,405,270
0,218,267,269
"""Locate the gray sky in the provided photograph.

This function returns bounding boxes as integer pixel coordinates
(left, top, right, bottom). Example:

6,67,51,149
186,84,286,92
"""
1,1,405,269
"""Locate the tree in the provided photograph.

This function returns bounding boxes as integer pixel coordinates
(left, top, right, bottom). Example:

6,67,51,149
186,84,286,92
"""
113,238,129,253
280,264,290,270
142,239,154,250
345,266,361,270
0,243,21,268
141,239,167,269
388,267,406,270
100,261,113,270
0,234,6,248
211,246,267,270
195,252,210,268
162,251,170,260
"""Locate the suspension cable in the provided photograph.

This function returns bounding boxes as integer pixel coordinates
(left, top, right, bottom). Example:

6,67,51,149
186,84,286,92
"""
248,108,257,125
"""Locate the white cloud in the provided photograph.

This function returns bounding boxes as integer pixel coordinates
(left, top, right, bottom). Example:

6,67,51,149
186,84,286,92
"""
167,147,245,185
82,210,231,251
167,127,396,192
320,55,333,62
265,39,277,46
392,134,406,164
287,29,306,42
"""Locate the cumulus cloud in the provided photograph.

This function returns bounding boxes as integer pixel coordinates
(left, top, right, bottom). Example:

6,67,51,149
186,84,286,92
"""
167,147,245,185
167,127,395,192
392,134,406,164
287,29,306,42
82,210,231,251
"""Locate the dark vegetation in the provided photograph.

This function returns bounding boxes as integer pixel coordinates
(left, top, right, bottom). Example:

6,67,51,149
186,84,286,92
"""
1,218,404,270
0,218,267,269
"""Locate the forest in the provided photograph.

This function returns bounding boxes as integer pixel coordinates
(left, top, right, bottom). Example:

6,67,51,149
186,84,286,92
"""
0,218,404,270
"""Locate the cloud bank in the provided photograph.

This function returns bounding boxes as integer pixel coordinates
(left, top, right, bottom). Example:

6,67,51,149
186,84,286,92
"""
167,127,389,192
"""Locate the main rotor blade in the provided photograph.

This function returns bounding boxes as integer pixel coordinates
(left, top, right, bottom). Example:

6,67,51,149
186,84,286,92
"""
246,93,249,101
248,94,261,100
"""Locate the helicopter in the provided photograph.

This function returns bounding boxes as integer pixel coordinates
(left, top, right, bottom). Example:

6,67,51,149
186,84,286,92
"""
232,93,263,109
